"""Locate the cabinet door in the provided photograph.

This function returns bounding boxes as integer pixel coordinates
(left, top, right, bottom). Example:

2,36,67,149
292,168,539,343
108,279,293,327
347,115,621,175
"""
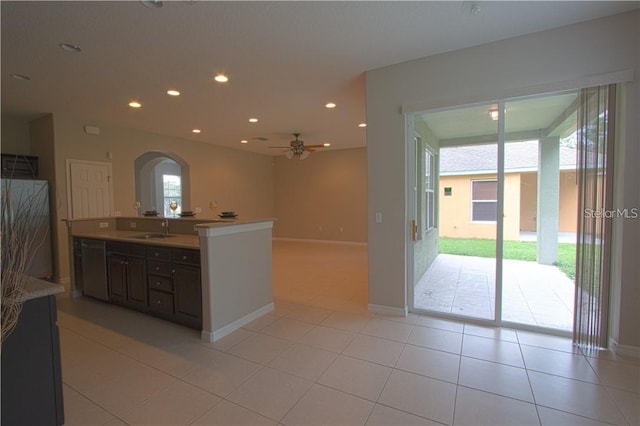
107,254,127,303
126,256,147,311
173,264,202,328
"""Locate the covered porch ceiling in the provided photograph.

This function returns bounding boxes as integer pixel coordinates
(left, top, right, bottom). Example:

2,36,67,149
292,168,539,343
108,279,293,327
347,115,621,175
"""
418,91,579,147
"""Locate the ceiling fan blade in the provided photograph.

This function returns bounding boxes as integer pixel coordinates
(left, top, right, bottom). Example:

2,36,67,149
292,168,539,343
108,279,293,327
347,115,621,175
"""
269,146,292,148
304,144,327,149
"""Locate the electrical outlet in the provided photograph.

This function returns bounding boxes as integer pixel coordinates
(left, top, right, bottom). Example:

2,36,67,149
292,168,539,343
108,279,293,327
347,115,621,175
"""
130,222,136,228
99,222,109,229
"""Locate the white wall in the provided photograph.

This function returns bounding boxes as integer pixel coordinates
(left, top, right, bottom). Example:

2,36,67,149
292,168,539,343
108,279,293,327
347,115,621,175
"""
366,11,640,348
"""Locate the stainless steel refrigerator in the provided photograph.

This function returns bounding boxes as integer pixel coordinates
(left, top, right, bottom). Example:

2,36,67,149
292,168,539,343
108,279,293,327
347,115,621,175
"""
1,178,53,279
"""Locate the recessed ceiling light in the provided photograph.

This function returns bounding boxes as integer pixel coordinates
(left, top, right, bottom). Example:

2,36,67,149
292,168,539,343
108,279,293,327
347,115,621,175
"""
249,118,258,123
10,73,31,81
325,102,336,109
240,140,248,144
358,123,367,128
141,0,163,8
323,143,331,147
214,74,229,83
192,129,201,134
167,90,180,96
59,43,82,53
128,101,142,108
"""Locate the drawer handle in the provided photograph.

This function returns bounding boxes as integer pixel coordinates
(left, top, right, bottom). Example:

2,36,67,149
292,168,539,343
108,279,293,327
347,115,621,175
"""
172,269,176,274
182,255,188,260
156,281,161,286
155,253,159,257
157,300,161,305
156,266,160,271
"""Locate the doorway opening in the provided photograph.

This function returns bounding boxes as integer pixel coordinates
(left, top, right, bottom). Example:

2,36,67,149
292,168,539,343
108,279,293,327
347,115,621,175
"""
410,91,579,334
134,151,191,216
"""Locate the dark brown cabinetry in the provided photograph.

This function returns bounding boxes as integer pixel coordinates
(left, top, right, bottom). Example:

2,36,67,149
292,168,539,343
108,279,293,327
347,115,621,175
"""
106,242,147,311
73,238,202,329
147,245,202,329
1,153,39,178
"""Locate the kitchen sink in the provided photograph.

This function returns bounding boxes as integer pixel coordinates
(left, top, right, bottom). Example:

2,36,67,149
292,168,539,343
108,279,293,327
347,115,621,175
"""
131,233,176,239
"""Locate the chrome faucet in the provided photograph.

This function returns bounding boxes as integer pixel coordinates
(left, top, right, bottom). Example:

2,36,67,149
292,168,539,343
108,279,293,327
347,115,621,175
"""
162,217,169,235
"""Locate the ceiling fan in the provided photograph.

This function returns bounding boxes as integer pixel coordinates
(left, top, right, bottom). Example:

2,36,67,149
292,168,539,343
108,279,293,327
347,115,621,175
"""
269,133,327,160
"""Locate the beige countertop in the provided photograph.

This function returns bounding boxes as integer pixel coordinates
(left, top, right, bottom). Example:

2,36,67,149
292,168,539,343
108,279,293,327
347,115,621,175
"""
71,230,200,248
21,276,65,302
70,219,274,249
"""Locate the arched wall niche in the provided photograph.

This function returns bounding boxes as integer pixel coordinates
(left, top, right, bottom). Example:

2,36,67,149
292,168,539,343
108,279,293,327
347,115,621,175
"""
134,151,191,214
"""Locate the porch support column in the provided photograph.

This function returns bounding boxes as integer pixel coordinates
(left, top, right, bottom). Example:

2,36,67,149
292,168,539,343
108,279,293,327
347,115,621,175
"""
537,137,560,265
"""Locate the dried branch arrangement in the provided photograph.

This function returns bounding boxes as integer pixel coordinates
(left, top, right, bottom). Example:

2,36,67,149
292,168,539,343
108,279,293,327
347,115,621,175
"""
1,179,50,345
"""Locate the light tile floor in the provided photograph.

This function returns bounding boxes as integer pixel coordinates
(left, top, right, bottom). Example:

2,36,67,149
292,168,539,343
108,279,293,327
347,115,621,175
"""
414,254,575,330
57,240,639,425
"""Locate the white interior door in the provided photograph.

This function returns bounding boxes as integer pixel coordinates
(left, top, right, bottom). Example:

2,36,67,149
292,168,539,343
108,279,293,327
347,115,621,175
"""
67,160,113,218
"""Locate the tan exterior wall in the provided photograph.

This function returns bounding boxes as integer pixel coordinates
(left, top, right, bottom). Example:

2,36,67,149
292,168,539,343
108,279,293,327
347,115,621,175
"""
520,172,537,231
519,170,577,233
559,170,578,233
443,170,578,240
439,173,520,240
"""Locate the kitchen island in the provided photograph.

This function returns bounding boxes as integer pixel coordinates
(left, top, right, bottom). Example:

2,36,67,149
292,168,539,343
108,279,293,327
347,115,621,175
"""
66,217,274,342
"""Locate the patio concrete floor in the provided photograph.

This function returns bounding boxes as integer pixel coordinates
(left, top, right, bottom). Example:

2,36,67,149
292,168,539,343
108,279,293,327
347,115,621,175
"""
414,254,575,331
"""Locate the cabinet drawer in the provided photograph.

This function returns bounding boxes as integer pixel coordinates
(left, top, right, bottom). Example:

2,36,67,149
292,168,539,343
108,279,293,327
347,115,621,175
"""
172,248,200,265
148,275,173,292
146,246,171,261
149,290,174,315
148,260,171,276
107,242,145,257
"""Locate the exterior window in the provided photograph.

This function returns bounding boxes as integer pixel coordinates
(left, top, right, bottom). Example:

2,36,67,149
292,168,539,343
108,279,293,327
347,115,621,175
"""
162,174,181,216
425,150,435,230
471,180,497,222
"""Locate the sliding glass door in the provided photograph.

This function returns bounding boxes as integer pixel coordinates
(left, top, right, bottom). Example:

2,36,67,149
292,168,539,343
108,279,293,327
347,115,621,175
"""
410,90,592,334
411,102,499,322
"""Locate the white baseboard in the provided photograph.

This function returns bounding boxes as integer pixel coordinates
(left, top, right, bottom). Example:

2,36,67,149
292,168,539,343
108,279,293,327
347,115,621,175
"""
201,302,275,343
609,337,640,359
272,237,367,247
368,304,408,317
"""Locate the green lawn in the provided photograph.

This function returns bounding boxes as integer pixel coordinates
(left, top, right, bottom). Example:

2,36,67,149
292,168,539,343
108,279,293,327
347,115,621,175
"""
438,237,576,280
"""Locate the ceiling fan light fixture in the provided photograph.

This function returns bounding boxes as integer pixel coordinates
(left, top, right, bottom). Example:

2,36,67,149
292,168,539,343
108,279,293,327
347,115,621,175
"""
284,150,294,160
358,123,367,128
128,100,142,108
325,102,336,109
300,151,310,160
240,140,248,144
